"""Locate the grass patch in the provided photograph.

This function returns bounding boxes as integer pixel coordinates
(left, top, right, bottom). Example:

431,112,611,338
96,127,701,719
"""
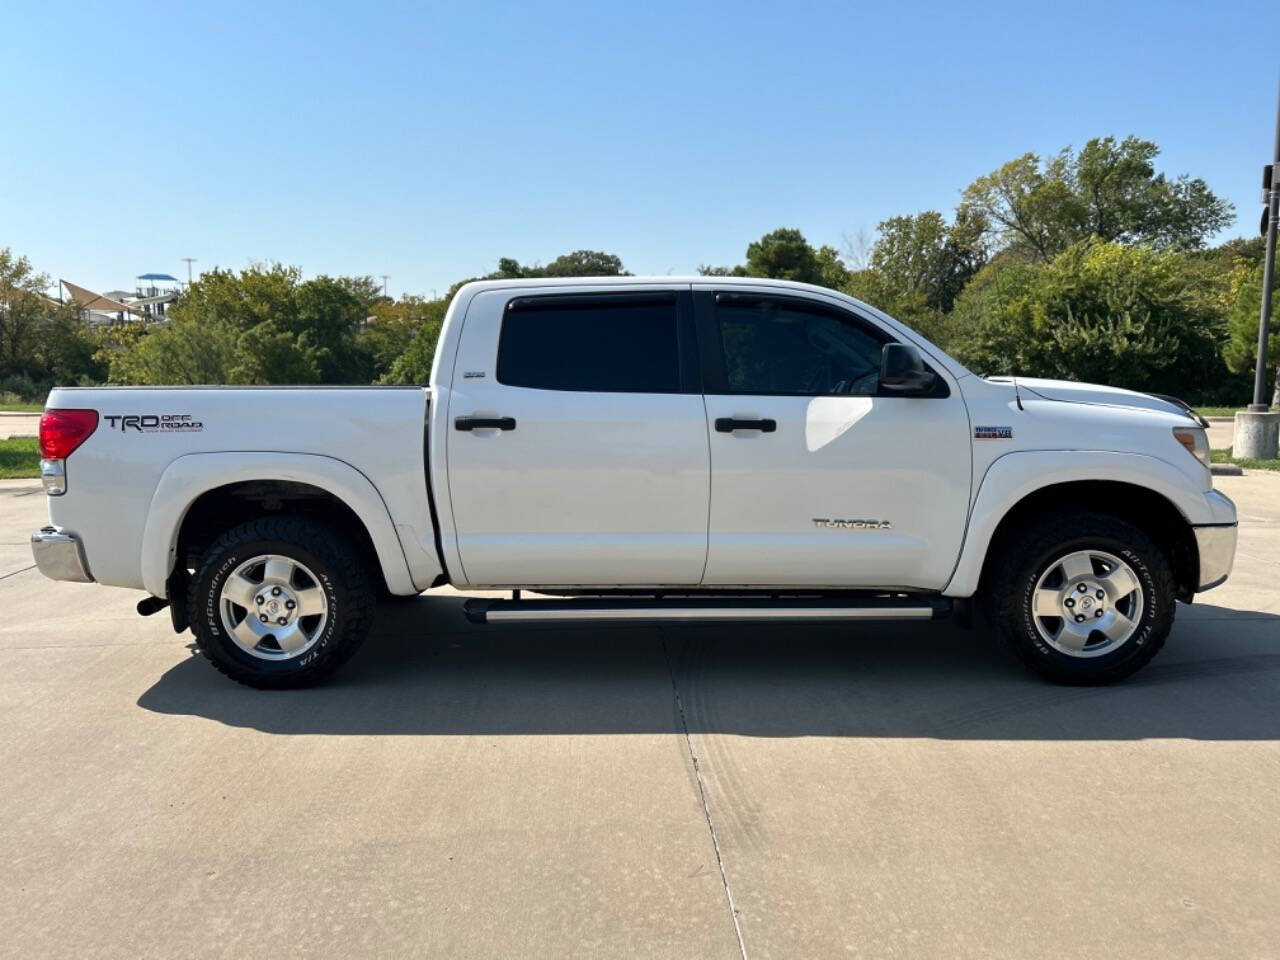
0,437,40,478
1212,448,1280,471
0,402,43,413
1195,406,1244,418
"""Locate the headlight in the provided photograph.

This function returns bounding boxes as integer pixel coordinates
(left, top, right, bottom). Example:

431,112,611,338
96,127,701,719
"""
1173,426,1210,468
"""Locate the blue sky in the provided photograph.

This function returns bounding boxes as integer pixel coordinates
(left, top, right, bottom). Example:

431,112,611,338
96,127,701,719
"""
3,0,1277,298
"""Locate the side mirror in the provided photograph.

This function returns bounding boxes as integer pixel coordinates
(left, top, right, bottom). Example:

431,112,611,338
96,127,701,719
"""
879,342,937,396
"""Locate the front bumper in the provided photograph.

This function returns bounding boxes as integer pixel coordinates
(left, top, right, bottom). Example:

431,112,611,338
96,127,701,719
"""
1193,523,1237,592
1192,488,1237,592
31,526,93,583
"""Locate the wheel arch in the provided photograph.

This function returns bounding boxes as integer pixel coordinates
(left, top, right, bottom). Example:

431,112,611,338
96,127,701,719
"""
976,481,1198,602
141,452,417,598
945,451,1207,601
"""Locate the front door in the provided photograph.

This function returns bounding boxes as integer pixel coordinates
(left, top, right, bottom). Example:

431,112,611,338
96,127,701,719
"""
695,287,972,589
446,287,710,586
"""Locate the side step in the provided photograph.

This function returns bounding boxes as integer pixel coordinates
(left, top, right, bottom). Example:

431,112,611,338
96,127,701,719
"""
463,595,952,625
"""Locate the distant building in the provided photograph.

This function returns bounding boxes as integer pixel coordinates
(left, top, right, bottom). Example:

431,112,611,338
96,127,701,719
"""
61,273,182,326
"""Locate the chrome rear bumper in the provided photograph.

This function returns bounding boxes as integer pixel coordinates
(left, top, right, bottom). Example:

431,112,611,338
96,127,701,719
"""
1193,524,1237,592
31,526,93,583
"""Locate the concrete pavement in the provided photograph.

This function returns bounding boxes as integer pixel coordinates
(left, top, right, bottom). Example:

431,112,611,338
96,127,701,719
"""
1,476,1278,958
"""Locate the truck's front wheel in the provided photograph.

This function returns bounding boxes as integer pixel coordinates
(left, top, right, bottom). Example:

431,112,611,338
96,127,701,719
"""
990,511,1175,684
187,516,374,688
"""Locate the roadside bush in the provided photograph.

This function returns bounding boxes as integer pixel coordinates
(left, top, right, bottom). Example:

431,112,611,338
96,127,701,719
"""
949,242,1245,401
0,374,45,403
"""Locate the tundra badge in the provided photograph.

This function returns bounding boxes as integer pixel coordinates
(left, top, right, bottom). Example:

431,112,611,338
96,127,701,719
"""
812,518,893,530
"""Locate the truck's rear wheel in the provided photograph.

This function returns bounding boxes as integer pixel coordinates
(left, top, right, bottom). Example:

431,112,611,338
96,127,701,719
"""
990,511,1175,684
188,516,374,688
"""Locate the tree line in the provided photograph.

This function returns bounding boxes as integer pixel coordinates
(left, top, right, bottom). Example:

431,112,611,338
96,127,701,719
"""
2,135,1276,406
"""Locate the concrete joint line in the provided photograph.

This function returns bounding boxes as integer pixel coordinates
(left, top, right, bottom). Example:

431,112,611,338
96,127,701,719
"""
0,564,36,581
661,638,749,960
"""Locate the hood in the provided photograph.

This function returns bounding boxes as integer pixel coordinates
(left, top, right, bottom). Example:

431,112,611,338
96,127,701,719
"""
987,377,1199,420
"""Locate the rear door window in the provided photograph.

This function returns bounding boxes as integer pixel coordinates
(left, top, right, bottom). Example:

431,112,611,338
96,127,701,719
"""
497,294,681,393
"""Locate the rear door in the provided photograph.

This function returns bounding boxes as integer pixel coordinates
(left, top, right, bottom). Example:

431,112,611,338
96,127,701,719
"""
695,287,972,588
446,287,710,586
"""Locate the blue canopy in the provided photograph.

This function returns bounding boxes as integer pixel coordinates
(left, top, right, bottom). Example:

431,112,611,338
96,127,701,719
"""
137,273,179,281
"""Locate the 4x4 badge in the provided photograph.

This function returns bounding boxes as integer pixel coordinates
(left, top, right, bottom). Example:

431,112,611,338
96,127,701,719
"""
974,425,1013,440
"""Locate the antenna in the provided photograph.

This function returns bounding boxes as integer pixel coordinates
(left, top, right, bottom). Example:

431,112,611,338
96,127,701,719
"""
380,275,390,298
1013,376,1024,411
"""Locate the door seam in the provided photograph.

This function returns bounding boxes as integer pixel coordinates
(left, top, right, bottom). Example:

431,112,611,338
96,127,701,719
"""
698,393,713,585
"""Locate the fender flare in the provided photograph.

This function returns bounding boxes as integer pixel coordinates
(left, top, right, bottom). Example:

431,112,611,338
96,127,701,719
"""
943,450,1212,598
140,451,416,598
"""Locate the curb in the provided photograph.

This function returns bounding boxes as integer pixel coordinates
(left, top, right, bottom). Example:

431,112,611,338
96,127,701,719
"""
1210,463,1244,476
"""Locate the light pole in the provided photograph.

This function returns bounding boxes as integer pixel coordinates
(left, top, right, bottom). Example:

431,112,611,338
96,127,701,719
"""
181,258,197,285
1252,95,1280,411
381,275,390,299
1235,81,1280,459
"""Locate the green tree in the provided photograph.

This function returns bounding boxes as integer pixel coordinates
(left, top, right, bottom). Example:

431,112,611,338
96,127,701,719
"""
959,136,1234,261
337,275,387,312
445,250,631,300
814,244,851,290
39,307,106,386
951,241,1237,399
290,275,369,382
106,264,372,385
0,248,103,397
1223,264,1280,406
229,320,324,384
104,315,240,385
362,295,448,382
713,229,849,289
381,313,445,385
864,209,988,314
542,250,629,277
743,228,823,283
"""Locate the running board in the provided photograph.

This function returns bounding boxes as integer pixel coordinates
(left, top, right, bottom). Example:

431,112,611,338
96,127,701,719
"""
463,595,951,625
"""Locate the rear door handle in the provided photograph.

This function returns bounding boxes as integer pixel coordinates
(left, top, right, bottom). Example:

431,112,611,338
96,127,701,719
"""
455,416,516,431
715,417,776,433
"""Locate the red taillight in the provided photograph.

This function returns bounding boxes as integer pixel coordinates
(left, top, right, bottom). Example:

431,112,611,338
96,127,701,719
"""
38,409,99,460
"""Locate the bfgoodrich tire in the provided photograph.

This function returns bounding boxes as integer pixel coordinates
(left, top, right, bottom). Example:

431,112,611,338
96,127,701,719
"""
990,511,1175,685
187,516,374,689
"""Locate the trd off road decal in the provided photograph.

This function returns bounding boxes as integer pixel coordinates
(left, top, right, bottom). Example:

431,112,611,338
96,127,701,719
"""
973,425,1013,440
104,414,204,433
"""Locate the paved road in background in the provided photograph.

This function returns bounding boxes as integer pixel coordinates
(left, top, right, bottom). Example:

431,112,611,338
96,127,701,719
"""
0,413,40,440
1206,416,1235,451
2,475,1278,958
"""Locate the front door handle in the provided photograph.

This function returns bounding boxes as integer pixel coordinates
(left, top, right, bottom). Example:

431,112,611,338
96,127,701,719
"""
715,417,776,433
455,416,516,431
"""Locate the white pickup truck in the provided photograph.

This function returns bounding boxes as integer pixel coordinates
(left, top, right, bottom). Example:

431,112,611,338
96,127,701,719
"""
32,277,1237,687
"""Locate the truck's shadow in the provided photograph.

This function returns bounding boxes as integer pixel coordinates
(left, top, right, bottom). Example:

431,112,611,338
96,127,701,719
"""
137,595,1280,740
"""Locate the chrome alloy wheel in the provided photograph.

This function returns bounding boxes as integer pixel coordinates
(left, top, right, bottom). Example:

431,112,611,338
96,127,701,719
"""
219,554,329,660
1031,549,1144,658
